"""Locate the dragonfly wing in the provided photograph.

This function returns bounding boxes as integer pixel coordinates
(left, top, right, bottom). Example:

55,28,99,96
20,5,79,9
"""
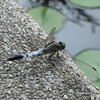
49,27,56,35
45,27,56,43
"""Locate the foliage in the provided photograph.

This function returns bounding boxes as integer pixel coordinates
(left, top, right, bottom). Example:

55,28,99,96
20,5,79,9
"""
70,0,100,8
74,49,100,88
28,7,64,33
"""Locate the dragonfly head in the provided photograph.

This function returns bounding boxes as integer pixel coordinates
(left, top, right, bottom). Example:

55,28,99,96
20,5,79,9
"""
58,42,66,50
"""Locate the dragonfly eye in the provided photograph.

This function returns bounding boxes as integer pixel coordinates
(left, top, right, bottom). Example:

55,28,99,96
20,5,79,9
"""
59,42,66,49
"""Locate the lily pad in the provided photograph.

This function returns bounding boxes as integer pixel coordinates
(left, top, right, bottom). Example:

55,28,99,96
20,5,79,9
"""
73,49,100,88
69,0,100,8
27,6,64,34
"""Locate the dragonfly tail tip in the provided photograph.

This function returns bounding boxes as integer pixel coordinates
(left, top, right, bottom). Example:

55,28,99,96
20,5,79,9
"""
7,55,24,61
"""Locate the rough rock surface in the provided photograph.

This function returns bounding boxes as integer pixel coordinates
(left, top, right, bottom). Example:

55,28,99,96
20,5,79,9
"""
0,0,100,100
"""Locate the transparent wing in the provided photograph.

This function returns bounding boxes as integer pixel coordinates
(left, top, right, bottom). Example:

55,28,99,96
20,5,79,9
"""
45,27,56,43
49,27,56,35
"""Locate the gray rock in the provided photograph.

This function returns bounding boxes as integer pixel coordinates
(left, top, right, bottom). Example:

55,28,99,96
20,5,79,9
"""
0,0,100,100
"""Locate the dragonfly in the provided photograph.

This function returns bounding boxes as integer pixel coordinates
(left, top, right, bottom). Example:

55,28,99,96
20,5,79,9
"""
7,27,98,79
7,27,66,61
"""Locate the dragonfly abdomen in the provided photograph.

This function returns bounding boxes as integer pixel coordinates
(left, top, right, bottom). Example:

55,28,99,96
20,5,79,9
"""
22,49,44,58
7,49,44,61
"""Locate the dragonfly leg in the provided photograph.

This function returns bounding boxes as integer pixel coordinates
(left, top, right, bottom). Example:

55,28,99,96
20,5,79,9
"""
48,52,55,60
56,51,63,61
47,52,56,66
55,52,61,64
57,51,60,58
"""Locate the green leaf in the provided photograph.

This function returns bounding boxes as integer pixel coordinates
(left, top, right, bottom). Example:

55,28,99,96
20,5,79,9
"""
27,6,64,34
69,0,100,8
74,49,100,88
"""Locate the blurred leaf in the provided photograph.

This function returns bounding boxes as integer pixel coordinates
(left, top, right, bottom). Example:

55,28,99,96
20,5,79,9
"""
73,49,100,88
69,0,100,8
27,6,64,33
